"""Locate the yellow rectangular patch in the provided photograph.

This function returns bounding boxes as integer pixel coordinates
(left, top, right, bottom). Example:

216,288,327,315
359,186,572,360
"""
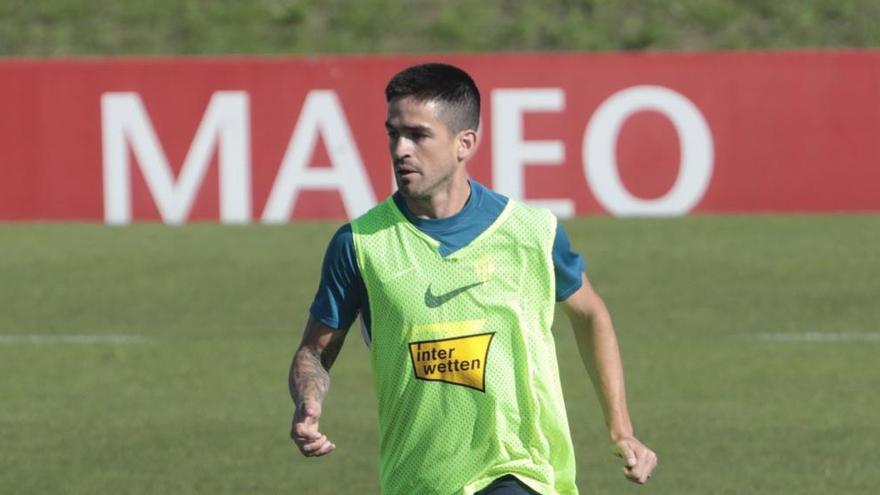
408,332,495,392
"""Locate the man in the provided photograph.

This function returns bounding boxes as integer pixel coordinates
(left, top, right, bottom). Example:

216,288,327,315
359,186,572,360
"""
289,63,657,494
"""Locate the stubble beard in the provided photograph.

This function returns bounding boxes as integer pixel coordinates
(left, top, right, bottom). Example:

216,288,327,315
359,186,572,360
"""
397,169,454,203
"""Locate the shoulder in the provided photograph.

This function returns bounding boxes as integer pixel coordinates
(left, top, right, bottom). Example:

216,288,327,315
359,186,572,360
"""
478,180,553,225
504,197,558,234
350,196,398,235
472,179,557,239
471,180,509,213
327,223,354,251
486,196,558,259
320,224,358,277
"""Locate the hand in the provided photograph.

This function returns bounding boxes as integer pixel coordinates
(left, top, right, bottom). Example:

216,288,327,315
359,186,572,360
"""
291,400,336,457
612,435,657,484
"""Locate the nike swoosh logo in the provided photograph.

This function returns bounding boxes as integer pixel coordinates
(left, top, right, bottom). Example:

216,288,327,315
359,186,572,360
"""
424,281,485,308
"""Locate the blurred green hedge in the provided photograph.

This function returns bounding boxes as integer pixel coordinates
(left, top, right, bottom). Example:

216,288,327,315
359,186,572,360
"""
2,0,879,56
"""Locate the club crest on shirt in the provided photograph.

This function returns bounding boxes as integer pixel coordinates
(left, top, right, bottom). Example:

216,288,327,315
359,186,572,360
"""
474,254,495,283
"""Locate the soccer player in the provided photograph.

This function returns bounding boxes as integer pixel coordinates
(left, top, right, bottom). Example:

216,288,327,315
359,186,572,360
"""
289,63,657,494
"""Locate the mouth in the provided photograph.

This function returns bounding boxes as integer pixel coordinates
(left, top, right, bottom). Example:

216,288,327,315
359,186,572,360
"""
395,163,419,177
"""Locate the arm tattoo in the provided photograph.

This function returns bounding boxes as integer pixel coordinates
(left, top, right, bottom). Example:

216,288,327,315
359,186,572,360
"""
291,346,331,406
290,330,347,406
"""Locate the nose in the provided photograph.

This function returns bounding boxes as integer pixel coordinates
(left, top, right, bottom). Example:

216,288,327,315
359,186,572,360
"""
392,135,412,160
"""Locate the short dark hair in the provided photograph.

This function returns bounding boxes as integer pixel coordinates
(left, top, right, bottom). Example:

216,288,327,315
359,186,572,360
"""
385,63,480,133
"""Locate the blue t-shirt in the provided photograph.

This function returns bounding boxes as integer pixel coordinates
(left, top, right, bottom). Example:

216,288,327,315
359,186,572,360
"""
309,181,586,338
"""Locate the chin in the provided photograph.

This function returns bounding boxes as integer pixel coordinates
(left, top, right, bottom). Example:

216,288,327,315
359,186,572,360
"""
397,187,420,199
395,178,421,197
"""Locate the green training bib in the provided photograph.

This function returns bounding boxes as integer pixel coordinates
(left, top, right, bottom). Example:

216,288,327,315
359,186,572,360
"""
351,197,578,495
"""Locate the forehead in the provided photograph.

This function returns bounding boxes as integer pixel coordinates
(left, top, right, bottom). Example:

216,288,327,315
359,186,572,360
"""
386,97,444,127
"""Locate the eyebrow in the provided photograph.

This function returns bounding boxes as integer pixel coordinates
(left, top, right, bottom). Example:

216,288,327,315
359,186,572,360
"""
384,121,433,134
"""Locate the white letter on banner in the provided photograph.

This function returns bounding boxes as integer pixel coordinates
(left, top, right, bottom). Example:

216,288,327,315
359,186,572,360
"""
492,89,573,218
262,90,375,222
101,92,251,225
583,85,713,216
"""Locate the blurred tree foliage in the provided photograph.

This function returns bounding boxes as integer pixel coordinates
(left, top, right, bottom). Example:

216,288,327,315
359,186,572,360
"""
1,0,879,56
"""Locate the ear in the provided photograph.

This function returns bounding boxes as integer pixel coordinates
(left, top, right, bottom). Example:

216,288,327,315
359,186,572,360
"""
456,129,478,162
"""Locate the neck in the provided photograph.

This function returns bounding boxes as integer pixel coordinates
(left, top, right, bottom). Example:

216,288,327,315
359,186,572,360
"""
404,177,472,219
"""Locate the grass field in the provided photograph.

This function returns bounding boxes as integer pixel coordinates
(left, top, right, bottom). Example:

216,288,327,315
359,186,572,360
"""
1,216,878,494
4,0,880,56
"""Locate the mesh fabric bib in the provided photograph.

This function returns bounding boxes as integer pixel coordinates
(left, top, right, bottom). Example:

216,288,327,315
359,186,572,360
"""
351,196,578,495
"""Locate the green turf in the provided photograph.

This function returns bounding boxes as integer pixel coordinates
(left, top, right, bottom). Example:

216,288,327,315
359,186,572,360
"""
3,0,880,56
1,216,878,494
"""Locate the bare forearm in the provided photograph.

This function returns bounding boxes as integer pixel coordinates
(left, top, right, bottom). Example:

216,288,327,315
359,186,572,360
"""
290,318,347,406
570,305,633,440
289,319,347,457
290,347,331,407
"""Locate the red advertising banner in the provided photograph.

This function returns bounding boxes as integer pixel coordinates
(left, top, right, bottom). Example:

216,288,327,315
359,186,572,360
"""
1,51,878,222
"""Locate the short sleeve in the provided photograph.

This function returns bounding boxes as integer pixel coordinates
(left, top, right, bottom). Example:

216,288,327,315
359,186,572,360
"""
552,223,586,301
308,224,364,330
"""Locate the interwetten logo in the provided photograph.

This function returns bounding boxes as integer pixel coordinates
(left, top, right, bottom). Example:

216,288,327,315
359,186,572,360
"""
409,333,494,392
